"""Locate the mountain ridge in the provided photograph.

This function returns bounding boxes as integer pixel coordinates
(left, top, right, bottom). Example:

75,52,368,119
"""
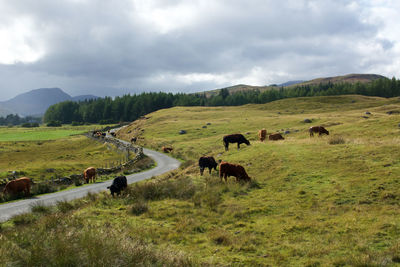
0,88,98,116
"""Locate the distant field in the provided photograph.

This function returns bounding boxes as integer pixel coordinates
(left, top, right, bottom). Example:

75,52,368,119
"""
2,95,400,266
0,125,104,141
0,124,126,182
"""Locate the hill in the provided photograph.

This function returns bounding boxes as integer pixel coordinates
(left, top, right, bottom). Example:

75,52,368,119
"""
0,88,98,116
288,73,387,88
202,73,387,97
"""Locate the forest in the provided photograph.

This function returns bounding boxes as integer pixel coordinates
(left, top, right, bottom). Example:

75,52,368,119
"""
43,77,400,124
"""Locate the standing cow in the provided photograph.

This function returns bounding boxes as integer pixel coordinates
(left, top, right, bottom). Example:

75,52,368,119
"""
258,129,267,142
198,156,218,175
219,162,251,182
107,175,128,196
309,126,329,137
3,177,31,196
83,167,96,183
269,133,284,141
223,134,250,151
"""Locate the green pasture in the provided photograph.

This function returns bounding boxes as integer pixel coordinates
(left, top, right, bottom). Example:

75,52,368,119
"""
0,125,105,141
2,95,400,266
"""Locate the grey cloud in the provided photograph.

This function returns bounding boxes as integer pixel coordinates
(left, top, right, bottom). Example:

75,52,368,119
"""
0,0,396,100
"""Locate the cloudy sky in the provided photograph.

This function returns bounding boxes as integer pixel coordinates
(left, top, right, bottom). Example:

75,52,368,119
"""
0,0,399,100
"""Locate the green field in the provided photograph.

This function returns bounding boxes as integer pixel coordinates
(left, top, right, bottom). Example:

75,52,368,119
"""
1,95,400,266
0,125,104,141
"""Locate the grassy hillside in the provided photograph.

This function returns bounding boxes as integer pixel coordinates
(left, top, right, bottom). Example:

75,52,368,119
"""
202,74,386,97
2,95,400,266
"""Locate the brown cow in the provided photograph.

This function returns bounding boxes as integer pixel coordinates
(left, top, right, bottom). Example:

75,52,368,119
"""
258,129,267,142
162,146,173,153
219,162,251,182
309,126,329,137
269,133,284,140
83,167,96,183
3,177,31,196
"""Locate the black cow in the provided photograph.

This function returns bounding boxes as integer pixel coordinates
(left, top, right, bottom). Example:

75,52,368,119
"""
199,156,218,175
131,137,137,143
107,176,128,196
223,134,250,151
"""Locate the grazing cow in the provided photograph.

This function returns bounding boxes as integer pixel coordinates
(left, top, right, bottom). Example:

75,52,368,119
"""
309,126,329,137
107,175,128,196
198,156,218,175
131,137,137,143
258,129,267,142
223,134,250,151
101,132,106,137
269,133,284,141
219,162,251,182
110,132,116,137
3,177,31,196
162,146,173,153
83,167,96,183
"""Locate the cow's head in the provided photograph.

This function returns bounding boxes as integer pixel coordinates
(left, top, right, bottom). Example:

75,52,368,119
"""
245,139,250,146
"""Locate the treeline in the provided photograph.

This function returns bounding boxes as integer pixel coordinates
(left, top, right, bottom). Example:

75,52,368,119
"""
0,114,42,126
44,77,400,124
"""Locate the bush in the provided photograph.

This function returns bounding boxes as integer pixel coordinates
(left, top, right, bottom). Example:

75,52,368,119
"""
21,122,40,128
31,182,57,195
56,200,75,213
12,213,37,226
328,135,346,145
130,199,149,216
46,120,62,127
31,201,52,214
71,121,84,126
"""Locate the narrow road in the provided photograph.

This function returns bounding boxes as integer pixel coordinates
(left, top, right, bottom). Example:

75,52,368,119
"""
0,147,180,222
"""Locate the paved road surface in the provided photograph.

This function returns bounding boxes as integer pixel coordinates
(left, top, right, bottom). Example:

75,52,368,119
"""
0,147,180,222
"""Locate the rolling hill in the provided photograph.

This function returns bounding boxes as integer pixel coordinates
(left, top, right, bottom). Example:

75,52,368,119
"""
0,88,98,116
202,73,387,97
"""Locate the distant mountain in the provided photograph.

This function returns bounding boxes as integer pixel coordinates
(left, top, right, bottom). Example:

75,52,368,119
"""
278,80,305,87
200,74,387,97
0,88,99,116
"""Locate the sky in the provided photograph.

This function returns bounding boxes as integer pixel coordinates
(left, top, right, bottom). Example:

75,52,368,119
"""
0,0,399,100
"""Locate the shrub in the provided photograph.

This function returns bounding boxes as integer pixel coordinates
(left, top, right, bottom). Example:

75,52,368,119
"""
21,122,40,128
31,182,57,195
328,135,346,145
71,121,84,126
130,199,149,216
12,213,37,226
46,120,62,127
56,200,75,213
31,201,52,214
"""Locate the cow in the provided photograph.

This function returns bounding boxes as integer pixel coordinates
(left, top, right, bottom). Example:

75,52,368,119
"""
309,126,329,137
258,129,267,142
269,133,284,141
83,167,96,183
219,162,251,182
223,134,250,151
110,132,116,137
131,137,137,143
3,177,31,196
198,156,218,175
107,175,128,196
162,146,173,153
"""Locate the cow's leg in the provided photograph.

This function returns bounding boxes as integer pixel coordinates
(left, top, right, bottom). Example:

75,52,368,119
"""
208,167,212,174
237,143,240,150
224,143,229,151
200,167,204,175
224,174,228,182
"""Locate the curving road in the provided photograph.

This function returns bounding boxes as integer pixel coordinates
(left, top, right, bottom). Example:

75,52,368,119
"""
0,147,180,222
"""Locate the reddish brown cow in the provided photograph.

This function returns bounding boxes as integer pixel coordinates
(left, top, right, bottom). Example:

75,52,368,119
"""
309,126,329,137
269,133,284,140
258,129,267,142
83,167,96,183
219,162,251,182
3,177,31,196
162,146,173,153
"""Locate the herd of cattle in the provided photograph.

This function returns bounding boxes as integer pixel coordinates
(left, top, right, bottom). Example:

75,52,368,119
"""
2,125,329,197
196,125,330,183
